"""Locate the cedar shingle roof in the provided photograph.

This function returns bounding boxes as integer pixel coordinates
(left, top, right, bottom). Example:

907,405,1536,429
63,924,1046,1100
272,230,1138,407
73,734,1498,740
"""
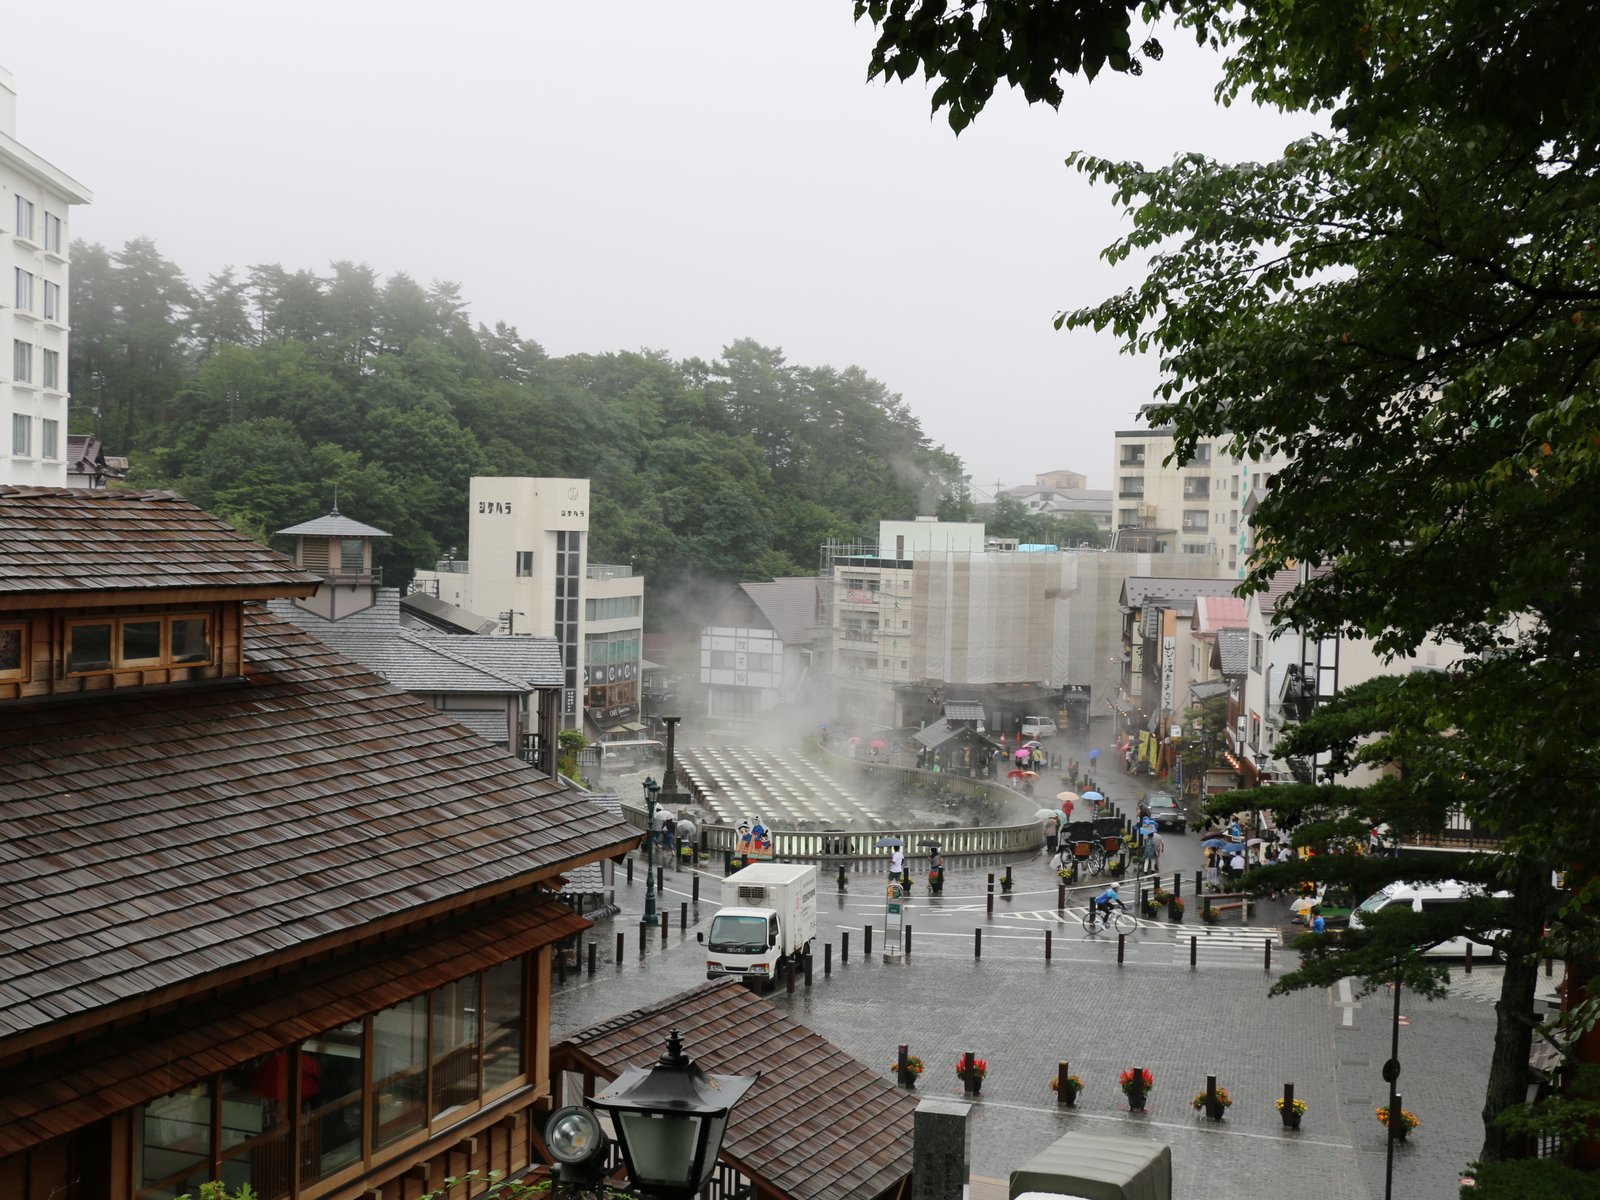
0,606,637,1045
0,893,587,1156
0,486,317,595
557,981,914,1200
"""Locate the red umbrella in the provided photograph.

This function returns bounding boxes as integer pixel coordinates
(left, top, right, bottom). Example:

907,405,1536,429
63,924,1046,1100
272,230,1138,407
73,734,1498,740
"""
1007,769,1029,780
870,739,886,750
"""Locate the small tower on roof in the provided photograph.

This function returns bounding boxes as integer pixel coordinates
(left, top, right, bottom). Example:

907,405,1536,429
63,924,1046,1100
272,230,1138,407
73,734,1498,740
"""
275,502,391,621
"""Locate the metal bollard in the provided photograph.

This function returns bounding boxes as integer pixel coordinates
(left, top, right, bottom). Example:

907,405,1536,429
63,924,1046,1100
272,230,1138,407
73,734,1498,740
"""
1190,935,1198,968
626,858,634,884
639,925,647,959
692,875,700,904
987,873,995,915
587,941,597,975
1057,1060,1072,1104
661,915,669,945
1195,868,1203,896
1265,937,1273,971
825,943,833,976
905,924,913,955
616,931,624,965
657,865,665,893
842,930,850,963
1173,873,1182,899
1058,882,1066,912
975,929,982,959
864,925,873,954
804,951,813,988
558,945,567,985
1117,933,1126,965
1465,943,1473,974
681,902,688,933
1045,929,1053,961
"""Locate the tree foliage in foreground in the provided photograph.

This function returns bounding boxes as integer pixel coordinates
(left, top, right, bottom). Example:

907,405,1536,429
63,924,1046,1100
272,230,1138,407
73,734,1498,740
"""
859,0,1600,1170
67,247,973,629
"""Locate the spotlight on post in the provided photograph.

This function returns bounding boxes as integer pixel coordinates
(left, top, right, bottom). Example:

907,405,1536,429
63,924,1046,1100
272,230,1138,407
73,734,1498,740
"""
590,1029,760,1200
545,1105,609,1191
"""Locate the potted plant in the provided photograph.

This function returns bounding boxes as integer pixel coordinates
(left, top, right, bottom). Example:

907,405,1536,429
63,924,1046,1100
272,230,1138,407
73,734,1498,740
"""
1376,1104,1420,1140
1119,1068,1153,1112
1202,901,1221,924
1277,1096,1308,1130
892,1056,924,1088
1167,895,1186,922
1192,1086,1233,1120
957,1055,988,1095
1049,1074,1085,1107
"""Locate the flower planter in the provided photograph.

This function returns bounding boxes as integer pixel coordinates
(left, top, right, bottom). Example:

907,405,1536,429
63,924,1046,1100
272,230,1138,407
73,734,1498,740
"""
1061,1090,1077,1107
965,1079,983,1096
1167,904,1185,923
1127,1094,1146,1112
1287,1112,1301,1130
1205,1101,1227,1120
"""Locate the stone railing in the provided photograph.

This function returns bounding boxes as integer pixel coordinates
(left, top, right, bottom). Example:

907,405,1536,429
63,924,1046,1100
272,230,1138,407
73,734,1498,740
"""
618,804,1041,860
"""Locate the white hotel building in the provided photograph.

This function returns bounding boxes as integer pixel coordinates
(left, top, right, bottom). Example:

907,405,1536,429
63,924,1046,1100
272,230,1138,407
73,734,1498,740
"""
0,66,91,485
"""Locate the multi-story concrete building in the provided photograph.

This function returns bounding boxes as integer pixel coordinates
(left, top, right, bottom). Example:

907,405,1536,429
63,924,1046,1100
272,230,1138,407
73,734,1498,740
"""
1002,469,1112,535
1110,426,1288,575
410,477,646,738
1,67,91,485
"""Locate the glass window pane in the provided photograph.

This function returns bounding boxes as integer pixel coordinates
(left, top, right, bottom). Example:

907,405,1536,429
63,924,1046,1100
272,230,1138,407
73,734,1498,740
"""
171,617,210,664
68,623,112,672
430,976,481,1119
483,958,524,1092
373,995,428,1149
340,539,364,573
135,1081,213,1200
122,620,162,664
0,624,22,675
216,1052,294,1200
300,1020,364,1183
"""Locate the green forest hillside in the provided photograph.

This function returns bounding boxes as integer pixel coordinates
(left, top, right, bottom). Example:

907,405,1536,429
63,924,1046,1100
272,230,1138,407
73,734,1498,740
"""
66,239,975,628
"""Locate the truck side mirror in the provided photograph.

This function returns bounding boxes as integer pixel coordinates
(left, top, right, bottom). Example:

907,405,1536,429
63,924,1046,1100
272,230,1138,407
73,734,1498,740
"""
696,931,704,944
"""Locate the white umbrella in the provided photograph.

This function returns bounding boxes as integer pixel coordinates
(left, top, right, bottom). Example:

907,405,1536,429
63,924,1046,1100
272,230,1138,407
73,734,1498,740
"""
655,809,677,824
1034,807,1063,820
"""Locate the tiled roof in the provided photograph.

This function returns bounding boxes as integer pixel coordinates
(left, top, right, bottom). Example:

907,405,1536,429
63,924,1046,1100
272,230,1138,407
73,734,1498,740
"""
0,606,637,1045
275,510,391,539
1189,678,1231,701
1256,566,1303,615
0,486,317,596
739,577,821,646
557,980,914,1200
913,718,957,750
943,701,986,722
269,591,564,691
562,790,623,893
1215,627,1250,676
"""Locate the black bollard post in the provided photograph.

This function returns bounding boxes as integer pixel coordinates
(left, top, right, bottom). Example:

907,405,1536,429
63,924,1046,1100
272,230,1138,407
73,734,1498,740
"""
975,929,982,959
864,925,873,954
804,950,813,988
626,857,634,884
987,872,995,915
825,943,833,976
656,865,664,893
1173,873,1181,899
1058,882,1066,912
587,941,597,976
639,924,647,959
692,875,700,904
681,902,688,933
1195,868,1203,896
1190,934,1198,968
842,930,850,963
905,924,913,955
1057,1061,1072,1105
661,915,669,946
1265,937,1272,971
616,931,624,965
1117,933,1126,965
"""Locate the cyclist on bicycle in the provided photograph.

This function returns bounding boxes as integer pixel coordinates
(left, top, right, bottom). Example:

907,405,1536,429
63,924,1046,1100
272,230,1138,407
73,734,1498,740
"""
1093,883,1124,930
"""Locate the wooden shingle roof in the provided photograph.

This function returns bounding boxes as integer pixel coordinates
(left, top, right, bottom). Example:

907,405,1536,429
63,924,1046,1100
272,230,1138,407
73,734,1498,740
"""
0,892,587,1156
557,981,914,1200
0,485,318,597
0,606,638,1049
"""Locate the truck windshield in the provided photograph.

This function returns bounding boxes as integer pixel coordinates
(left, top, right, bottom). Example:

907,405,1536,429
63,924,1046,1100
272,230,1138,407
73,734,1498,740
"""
708,914,770,953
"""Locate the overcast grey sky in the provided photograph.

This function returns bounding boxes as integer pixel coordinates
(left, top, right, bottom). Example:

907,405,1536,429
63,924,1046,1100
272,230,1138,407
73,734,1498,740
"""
21,2,1315,494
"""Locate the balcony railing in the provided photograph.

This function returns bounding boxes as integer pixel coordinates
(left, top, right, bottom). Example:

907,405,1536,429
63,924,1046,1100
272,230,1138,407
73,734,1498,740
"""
587,563,633,579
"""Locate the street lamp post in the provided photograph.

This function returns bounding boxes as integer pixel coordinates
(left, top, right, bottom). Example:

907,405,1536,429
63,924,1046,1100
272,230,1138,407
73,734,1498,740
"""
642,776,659,928
590,1029,761,1200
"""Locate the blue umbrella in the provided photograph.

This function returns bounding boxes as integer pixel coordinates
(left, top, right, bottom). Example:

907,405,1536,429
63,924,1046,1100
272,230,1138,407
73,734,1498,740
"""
1224,842,1247,854
1081,790,1105,802
1087,748,1101,762
1201,837,1227,849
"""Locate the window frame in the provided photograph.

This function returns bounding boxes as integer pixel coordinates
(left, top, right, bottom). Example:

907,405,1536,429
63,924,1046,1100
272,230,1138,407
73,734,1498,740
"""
41,347,59,391
11,412,31,457
14,196,34,242
0,619,29,683
64,611,216,677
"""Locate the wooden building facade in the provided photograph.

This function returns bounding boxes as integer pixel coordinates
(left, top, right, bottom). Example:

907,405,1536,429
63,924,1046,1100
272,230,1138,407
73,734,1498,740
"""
0,487,639,1200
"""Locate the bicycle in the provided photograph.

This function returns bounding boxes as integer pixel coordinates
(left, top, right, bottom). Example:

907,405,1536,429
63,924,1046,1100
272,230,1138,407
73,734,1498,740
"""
1081,903,1136,936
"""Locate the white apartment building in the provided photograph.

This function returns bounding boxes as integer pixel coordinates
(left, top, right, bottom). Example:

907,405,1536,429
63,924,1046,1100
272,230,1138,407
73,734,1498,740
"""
410,477,645,737
0,67,90,485
1110,426,1288,576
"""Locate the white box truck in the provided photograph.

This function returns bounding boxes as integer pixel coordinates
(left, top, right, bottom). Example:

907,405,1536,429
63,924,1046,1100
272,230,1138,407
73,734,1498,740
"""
699,863,818,989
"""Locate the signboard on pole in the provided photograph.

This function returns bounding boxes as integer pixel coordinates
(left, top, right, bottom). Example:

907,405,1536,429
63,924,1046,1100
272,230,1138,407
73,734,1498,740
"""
883,882,905,959
734,816,774,862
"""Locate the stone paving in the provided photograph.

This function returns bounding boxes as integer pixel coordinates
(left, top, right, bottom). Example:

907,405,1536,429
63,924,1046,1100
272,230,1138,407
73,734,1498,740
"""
554,844,1498,1200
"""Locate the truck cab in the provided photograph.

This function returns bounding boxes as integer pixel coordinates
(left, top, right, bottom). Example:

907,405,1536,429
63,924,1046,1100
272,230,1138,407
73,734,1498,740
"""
699,863,818,989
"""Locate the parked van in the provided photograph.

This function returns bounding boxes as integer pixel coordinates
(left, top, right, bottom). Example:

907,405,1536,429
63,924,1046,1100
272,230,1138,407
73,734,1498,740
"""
1021,715,1058,738
1347,880,1506,957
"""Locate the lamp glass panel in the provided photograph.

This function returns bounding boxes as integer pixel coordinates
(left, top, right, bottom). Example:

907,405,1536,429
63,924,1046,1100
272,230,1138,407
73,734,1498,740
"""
617,1110,702,1187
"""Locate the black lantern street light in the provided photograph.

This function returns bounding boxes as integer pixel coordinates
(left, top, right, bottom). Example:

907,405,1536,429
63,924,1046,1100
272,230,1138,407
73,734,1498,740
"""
641,776,660,928
590,1029,760,1200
